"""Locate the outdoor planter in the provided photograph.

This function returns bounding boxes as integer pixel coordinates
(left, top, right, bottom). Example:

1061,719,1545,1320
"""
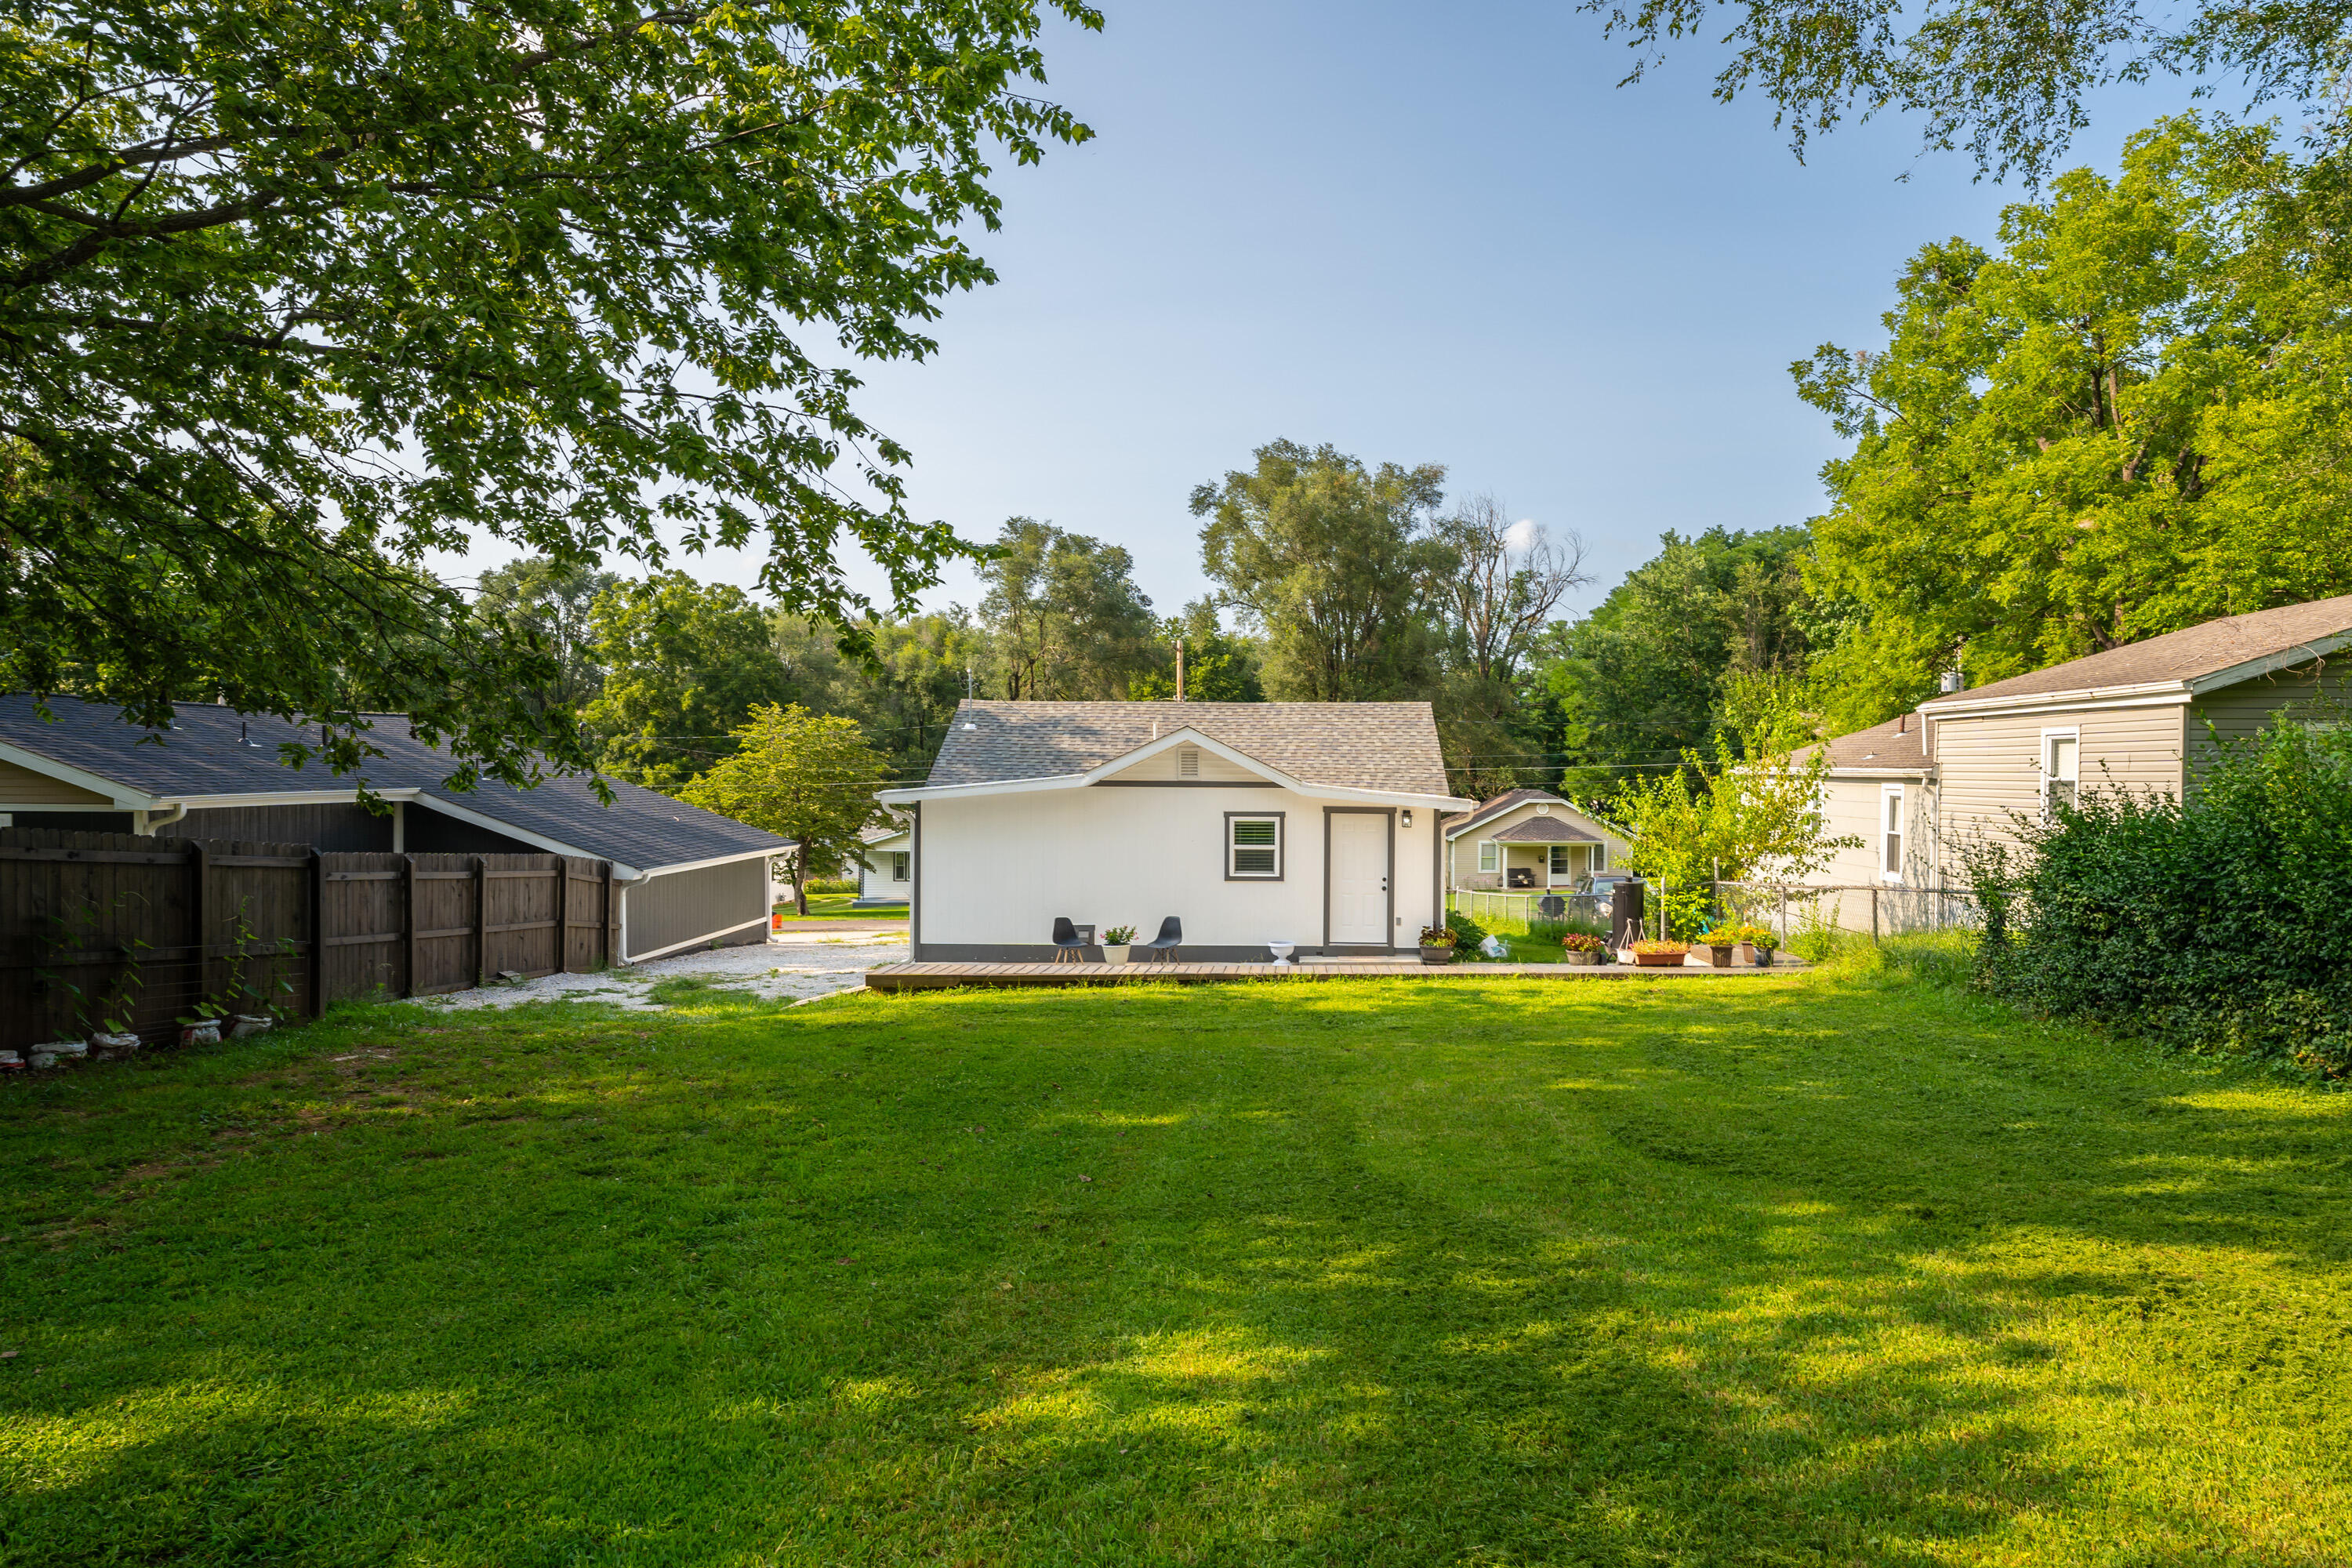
91,1031,140,1060
1752,947,1778,967
1707,944,1737,968
178,1020,221,1047
230,1015,273,1040
1562,949,1603,967
1632,949,1687,967
1102,945,1132,965
1417,944,1457,965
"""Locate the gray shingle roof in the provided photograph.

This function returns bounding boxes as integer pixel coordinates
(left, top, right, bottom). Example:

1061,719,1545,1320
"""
1444,787,1566,837
1490,815,1599,843
924,701,1454,797
0,695,786,870
1921,593,2352,710
1801,715,1932,773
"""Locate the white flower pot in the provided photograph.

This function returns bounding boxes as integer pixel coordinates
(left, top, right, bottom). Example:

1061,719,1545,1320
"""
1102,946,1131,965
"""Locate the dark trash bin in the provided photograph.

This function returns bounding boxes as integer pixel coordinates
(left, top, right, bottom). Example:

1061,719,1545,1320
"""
1609,880,1645,951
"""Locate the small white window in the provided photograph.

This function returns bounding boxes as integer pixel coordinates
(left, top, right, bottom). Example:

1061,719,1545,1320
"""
1548,845,1571,878
890,851,909,883
2046,731,2079,813
1881,786,1905,881
1478,840,1499,874
1178,746,1200,778
1591,843,1607,873
1227,815,1282,879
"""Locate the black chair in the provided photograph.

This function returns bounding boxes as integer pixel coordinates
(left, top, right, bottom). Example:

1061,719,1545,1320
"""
1135,915,1182,964
1051,916,1087,964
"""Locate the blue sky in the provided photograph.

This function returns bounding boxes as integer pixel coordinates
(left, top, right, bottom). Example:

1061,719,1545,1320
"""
450,0,2220,623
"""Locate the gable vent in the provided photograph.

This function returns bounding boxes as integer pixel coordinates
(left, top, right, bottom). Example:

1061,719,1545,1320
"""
1178,746,1200,779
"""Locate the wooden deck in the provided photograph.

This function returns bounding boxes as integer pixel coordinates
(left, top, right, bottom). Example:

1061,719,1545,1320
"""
864,958,1807,992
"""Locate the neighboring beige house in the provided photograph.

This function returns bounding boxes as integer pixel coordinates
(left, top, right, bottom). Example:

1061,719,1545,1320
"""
1443,788,1632,893
875,702,1473,960
1798,593,2352,924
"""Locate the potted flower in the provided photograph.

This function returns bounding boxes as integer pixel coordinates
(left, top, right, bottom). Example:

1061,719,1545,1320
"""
1417,925,1458,965
1706,923,1769,967
1751,927,1780,967
1629,938,1690,967
1101,925,1138,965
1560,931,1607,967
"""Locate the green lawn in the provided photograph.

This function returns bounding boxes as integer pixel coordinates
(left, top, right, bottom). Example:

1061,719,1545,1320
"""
772,891,906,921
5,965,2350,1565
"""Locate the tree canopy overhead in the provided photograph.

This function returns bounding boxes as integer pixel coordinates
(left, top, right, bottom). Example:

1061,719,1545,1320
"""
1584,0,2352,180
0,0,1097,786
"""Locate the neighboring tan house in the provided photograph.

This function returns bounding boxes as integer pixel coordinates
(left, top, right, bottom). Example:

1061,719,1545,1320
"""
851,821,912,905
0,695,789,963
873,701,1474,960
1798,593,2352,921
1444,788,1631,893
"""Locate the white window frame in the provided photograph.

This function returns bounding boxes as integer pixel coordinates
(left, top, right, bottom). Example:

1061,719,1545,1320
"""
2041,726,2082,817
1477,840,1499,874
1880,783,1907,884
890,851,910,883
1225,813,1284,880
1548,844,1573,883
1590,842,1606,873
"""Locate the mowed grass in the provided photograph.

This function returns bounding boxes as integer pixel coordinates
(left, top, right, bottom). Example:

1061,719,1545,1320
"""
5,970,2351,1566
772,893,906,922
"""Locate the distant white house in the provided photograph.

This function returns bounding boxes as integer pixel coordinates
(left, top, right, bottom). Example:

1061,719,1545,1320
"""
874,702,1475,960
851,822,912,906
1443,788,1631,895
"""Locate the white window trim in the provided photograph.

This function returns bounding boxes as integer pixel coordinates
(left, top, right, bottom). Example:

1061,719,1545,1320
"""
1880,782,1907,884
1226,813,1283,880
1477,840,1499,874
2041,725,2082,818
890,851,910,883
1591,842,1607,873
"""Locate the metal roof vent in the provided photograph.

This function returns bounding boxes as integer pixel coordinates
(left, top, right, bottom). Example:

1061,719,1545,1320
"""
1940,670,1967,694
1178,746,1200,778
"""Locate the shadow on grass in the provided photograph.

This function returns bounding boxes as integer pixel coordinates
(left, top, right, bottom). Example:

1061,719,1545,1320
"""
3,976,2346,1563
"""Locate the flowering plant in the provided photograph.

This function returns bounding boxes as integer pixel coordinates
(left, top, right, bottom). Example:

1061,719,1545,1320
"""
1630,938,1690,956
1102,925,1138,946
1561,932,1607,953
1417,925,1458,946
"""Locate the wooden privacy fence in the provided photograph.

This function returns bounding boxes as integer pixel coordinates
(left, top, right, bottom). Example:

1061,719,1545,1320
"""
1,828,615,1051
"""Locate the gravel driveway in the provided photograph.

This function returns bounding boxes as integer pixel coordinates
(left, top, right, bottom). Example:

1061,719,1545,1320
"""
411,926,906,1012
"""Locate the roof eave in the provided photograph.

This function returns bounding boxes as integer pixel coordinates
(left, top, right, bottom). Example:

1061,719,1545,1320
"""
1917,679,2191,718
0,738,158,809
2186,630,2352,696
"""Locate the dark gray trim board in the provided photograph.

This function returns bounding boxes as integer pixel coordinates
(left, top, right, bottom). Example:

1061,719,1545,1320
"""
910,802,924,953
1431,809,1450,932
1223,808,1286,881
913,942,1330,964
1321,806,1396,953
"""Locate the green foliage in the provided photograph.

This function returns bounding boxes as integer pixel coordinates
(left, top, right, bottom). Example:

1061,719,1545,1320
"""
1586,0,2352,180
1979,717,2352,1076
0,0,1098,788
582,574,795,790
1443,907,1490,950
677,704,886,916
1101,925,1138,946
472,557,622,716
979,518,1159,699
1534,525,1822,800
1798,118,2352,733
1193,440,1451,702
1129,600,1265,702
1416,925,1457,947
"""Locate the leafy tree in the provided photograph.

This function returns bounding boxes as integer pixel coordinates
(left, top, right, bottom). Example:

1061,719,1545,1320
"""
583,574,793,790
777,608,985,781
1427,495,1592,799
1537,526,1820,800
1192,441,1451,701
1796,118,2352,734
678,705,887,916
1584,0,2352,179
978,518,1158,699
1611,677,1857,935
472,558,622,715
0,0,1098,789
1129,599,1265,702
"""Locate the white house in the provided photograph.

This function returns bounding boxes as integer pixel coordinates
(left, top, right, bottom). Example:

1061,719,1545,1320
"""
1795,593,2352,928
1443,788,1631,894
875,701,1475,961
851,822,912,905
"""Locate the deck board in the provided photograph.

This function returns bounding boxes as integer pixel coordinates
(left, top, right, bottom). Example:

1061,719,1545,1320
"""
862,958,1806,992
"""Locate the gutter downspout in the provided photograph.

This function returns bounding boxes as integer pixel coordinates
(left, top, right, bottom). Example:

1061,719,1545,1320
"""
132,801,188,836
1432,811,1450,932
910,802,924,961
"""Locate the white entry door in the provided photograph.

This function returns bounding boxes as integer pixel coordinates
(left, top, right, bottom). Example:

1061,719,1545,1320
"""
1328,812,1390,946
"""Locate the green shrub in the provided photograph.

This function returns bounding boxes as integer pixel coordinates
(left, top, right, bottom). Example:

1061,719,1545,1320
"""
1980,719,2352,1077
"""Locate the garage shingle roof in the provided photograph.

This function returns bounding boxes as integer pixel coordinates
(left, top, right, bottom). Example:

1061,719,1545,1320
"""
0,695,786,871
1919,593,2352,710
1490,815,1600,843
925,701,1453,797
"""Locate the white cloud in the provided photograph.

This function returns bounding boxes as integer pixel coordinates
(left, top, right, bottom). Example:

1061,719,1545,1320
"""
1504,517,1541,552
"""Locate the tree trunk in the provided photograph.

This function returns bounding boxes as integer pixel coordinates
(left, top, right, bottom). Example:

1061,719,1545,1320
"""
795,849,810,917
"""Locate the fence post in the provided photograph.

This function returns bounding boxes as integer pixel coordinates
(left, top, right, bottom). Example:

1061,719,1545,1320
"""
601,861,615,967
472,856,488,988
402,855,418,998
1871,885,1881,943
187,839,209,1014
307,848,325,1017
554,857,569,975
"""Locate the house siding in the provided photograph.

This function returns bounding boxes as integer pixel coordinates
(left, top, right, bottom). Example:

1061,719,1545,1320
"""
0,758,112,806
622,857,769,960
916,783,1440,958
1933,702,2187,855
154,802,394,851
2187,659,2351,769
1443,800,1630,891
1100,745,1268,784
